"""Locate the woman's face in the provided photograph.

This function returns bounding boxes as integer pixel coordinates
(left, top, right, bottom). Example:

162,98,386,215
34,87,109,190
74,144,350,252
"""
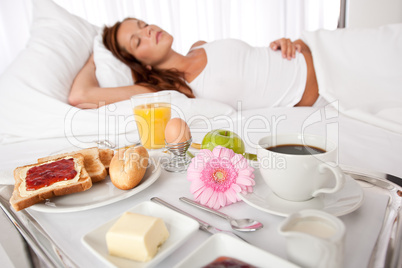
116,19,173,67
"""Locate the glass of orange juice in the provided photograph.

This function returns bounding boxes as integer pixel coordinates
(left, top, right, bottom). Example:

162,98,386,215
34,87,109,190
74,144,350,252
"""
131,92,171,150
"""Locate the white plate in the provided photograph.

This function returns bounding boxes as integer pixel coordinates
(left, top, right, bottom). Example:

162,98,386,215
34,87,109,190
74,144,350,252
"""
238,169,364,217
29,158,161,213
174,233,299,268
82,201,199,268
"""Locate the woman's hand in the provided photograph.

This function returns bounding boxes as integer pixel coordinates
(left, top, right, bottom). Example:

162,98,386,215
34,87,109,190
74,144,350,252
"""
270,38,302,60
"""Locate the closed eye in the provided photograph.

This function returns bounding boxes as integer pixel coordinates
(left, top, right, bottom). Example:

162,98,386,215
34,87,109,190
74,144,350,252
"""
136,20,149,47
137,20,148,29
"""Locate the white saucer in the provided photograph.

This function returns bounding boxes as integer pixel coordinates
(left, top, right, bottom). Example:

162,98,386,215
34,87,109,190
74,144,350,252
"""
238,169,364,217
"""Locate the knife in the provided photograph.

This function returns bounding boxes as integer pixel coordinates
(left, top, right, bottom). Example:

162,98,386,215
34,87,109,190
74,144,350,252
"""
150,197,248,243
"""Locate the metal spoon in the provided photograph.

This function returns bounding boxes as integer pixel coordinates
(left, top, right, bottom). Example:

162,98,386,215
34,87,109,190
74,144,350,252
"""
179,197,263,232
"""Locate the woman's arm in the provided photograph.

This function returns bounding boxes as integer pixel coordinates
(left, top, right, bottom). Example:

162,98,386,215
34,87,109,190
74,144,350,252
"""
270,38,318,106
68,53,153,109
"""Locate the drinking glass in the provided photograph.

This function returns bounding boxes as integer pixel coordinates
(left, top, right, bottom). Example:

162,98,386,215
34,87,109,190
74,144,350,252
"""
131,92,171,150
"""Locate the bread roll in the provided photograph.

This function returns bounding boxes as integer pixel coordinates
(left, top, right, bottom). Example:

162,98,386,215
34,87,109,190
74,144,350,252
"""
109,146,149,190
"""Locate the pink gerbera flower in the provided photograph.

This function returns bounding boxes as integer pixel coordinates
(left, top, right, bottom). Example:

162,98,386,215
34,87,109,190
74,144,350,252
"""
187,146,255,209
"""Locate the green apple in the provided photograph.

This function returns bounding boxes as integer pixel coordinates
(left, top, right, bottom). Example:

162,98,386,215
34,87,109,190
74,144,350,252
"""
201,129,245,155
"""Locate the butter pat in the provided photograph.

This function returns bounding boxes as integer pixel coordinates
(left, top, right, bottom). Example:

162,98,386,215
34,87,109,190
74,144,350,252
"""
106,212,170,262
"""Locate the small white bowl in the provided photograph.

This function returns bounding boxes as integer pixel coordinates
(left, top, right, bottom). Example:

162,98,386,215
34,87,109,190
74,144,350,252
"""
174,233,299,268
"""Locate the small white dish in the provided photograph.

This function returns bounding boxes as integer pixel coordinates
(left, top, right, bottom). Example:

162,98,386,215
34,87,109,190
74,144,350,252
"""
174,233,299,268
238,169,364,217
82,201,199,268
29,158,161,213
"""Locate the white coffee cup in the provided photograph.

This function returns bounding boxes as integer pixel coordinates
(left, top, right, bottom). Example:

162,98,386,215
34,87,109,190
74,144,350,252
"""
257,133,345,201
278,209,345,268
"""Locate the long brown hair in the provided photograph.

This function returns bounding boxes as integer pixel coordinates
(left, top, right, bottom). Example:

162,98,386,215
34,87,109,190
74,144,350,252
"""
102,18,193,98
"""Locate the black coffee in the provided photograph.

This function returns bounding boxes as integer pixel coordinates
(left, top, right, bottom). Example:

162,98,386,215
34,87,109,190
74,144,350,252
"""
266,144,326,155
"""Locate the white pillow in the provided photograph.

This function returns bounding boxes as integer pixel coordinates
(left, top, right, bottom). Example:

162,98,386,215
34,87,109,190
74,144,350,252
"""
302,23,402,134
0,0,99,143
93,32,134,87
22,0,98,102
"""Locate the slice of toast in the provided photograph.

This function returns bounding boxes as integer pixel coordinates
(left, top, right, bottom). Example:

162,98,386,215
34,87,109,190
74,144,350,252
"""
38,147,107,183
10,154,92,211
99,148,115,170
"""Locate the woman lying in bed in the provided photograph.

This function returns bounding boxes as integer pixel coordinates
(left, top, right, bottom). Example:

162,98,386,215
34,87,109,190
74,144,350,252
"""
69,18,319,109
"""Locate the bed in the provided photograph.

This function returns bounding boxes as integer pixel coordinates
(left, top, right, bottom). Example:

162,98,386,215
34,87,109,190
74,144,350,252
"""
0,0,401,267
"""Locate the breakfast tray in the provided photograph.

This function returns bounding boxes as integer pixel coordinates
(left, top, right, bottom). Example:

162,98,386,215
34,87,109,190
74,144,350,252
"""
0,185,78,267
341,166,402,268
1,166,402,268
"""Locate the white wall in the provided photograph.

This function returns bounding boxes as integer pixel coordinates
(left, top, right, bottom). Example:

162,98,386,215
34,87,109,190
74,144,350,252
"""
347,0,402,28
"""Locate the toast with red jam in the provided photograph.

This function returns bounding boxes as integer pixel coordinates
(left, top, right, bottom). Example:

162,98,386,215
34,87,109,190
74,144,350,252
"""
38,147,110,183
10,154,92,211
